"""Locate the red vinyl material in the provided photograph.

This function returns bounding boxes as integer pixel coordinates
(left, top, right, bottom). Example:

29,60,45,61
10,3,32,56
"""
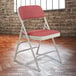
19,5,44,20
27,29,60,36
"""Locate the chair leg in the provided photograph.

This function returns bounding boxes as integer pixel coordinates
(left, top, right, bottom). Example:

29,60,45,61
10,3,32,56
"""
14,27,22,61
36,40,41,55
52,38,62,63
14,40,40,71
22,33,40,72
14,41,20,61
28,42,40,72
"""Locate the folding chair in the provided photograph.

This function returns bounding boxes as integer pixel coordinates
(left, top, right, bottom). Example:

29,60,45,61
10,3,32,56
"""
14,5,61,72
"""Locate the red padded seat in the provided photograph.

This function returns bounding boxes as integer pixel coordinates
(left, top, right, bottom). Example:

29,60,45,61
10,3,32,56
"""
27,29,60,36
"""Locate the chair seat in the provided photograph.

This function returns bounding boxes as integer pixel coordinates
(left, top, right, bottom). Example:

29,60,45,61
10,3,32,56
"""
27,29,60,40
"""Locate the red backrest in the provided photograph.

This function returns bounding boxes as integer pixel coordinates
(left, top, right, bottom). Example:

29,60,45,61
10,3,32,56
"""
18,5,45,20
